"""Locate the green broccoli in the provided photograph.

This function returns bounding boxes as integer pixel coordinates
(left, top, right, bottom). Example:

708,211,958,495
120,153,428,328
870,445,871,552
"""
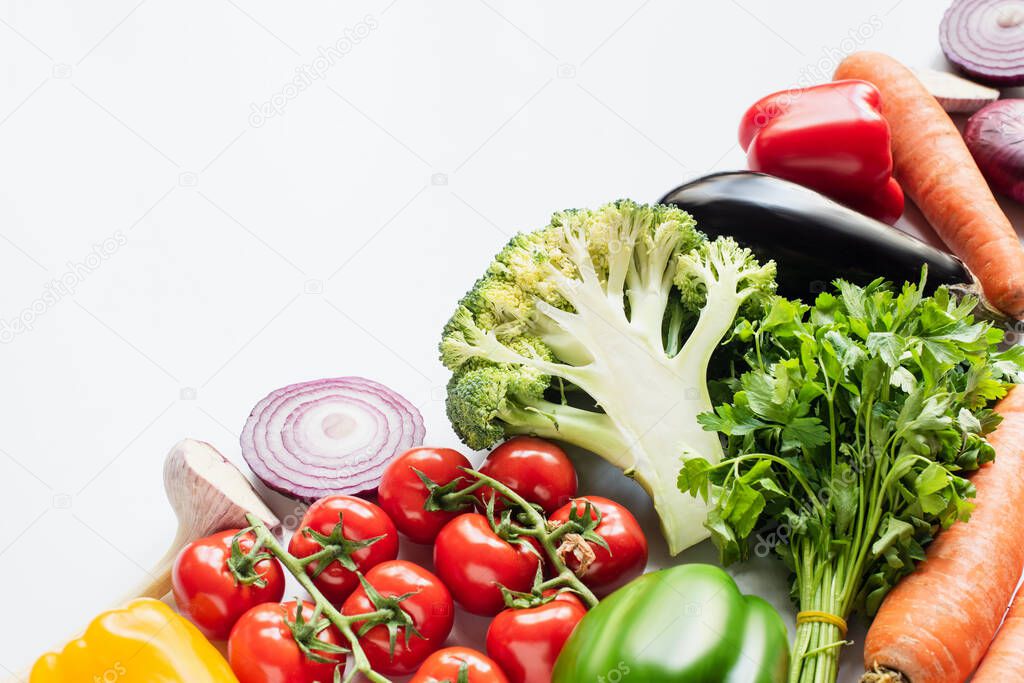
440,200,776,554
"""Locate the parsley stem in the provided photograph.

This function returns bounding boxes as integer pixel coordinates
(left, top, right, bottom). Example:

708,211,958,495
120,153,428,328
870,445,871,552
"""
719,453,827,517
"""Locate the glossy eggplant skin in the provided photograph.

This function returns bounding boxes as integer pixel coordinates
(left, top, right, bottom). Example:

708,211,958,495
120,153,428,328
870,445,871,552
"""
660,172,972,300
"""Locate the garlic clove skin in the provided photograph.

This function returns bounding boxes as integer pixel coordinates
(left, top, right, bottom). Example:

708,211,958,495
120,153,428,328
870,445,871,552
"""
124,439,281,605
165,438,281,539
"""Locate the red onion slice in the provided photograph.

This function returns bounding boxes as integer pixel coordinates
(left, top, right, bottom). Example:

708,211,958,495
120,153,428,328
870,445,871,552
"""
941,0,1024,85
241,377,425,501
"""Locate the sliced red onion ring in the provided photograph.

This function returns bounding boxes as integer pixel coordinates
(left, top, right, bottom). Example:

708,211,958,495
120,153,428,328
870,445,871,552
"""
241,377,425,501
941,0,1024,85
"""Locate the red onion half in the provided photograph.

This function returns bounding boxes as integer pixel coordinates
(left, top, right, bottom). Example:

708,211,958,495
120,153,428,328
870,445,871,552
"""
965,99,1024,203
241,377,425,501
941,0,1024,85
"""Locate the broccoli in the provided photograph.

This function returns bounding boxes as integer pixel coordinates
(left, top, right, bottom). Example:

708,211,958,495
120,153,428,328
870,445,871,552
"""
440,200,776,554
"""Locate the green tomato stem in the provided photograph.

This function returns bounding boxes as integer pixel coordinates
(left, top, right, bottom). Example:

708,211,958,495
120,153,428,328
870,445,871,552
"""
296,546,335,568
452,469,600,608
544,521,577,545
432,477,489,508
246,513,393,683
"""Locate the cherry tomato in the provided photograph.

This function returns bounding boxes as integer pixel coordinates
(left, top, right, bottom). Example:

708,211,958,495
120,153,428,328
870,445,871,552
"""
476,437,577,514
411,647,510,683
342,560,454,675
485,591,586,683
288,494,398,605
433,513,540,616
228,600,344,683
172,529,285,640
549,496,648,597
378,447,473,543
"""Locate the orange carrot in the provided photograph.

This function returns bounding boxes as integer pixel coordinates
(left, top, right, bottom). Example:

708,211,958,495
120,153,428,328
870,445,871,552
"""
835,52,1024,319
973,587,1024,682
861,386,1024,683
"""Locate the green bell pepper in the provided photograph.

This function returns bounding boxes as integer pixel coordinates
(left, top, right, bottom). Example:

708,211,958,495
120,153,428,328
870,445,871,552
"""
552,564,789,683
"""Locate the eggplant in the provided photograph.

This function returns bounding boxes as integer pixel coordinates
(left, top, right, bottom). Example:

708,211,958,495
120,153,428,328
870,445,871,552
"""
660,171,979,302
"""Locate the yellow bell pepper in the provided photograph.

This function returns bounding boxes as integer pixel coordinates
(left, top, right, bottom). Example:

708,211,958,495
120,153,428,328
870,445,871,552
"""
30,599,237,683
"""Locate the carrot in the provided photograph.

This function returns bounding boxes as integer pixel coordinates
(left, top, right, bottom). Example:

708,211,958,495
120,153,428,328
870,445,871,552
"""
834,52,1024,319
973,586,1024,682
861,386,1024,683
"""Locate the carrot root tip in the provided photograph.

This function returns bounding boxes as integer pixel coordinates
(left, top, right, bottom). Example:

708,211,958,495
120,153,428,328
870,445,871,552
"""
860,665,909,683
947,280,1016,325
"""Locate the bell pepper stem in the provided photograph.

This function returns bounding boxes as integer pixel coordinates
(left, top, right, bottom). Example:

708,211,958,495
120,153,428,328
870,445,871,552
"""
448,469,600,608
246,513,394,683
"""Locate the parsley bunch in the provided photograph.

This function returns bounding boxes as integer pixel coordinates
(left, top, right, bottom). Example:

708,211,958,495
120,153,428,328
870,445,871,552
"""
681,274,1023,683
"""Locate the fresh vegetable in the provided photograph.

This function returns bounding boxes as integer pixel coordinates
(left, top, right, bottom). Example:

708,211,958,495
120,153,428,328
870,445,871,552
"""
440,200,777,554
549,496,647,598
245,512,436,682
862,387,1024,683
660,172,977,304
834,51,1024,319
378,447,474,543
552,564,789,683
965,99,1024,203
129,438,280,605
941,0,1024,85
972,588,1024,682
172,528,286,640
411,647,510,683
228,600,344,683
241,377,425,501
420,467,601,608
476,437,577,514
433,512,541,616
486,591,586,683
30,599,238,683
682,275,1022,683
287,494,399,605
913,67,999,113
739,80,904,223
342,560,455,676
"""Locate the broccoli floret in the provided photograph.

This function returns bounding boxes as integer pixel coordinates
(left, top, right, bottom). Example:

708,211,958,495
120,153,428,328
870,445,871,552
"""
440,200,776,554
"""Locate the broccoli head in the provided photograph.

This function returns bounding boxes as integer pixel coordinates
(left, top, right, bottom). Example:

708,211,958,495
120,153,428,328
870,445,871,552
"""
440,200,775,554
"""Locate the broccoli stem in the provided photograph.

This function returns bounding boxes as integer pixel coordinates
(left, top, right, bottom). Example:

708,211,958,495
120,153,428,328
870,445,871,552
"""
500,399,632,470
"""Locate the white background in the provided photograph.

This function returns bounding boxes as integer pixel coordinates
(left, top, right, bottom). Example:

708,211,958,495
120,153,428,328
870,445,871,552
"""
2,2,1020,681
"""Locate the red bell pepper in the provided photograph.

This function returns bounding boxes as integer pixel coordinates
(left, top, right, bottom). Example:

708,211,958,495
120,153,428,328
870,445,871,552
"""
739,80,904,224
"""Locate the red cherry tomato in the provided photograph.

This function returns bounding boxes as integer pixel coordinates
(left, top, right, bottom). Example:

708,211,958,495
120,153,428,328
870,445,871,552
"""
228,600,344,683
378,447,473,543
410,646,510,683
433,513,540,616
549,496,648,597
288,495,399,605
476,437,577,514
485,591,586,683
172,529,285,640
342,560,454,675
